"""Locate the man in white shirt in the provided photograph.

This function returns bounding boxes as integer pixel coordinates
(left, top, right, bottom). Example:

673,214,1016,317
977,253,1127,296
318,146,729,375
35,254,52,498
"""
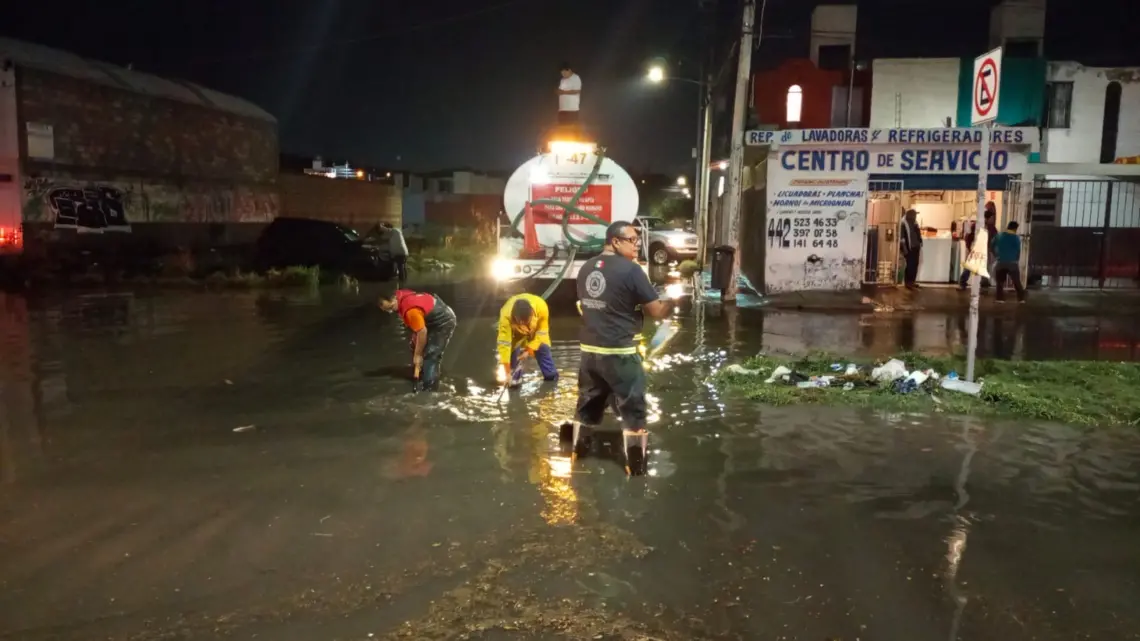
557,62,581,124
384,222,408,284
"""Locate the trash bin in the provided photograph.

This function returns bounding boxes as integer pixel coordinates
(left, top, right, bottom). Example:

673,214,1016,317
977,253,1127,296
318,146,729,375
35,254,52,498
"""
710,245,735,291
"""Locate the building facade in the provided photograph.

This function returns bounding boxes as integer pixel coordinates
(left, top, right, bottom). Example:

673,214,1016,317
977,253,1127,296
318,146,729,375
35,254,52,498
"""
739,0,1140,292
1,37,280,250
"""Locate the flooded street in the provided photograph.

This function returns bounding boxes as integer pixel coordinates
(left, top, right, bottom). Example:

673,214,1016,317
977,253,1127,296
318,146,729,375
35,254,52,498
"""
2,282,1139,641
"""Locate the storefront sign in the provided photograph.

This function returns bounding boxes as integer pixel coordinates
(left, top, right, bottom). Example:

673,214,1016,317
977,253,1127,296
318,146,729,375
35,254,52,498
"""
764,171,868,293
503,153,638,247
529,183,612,224
776,147,1028,174
747,127,1039,148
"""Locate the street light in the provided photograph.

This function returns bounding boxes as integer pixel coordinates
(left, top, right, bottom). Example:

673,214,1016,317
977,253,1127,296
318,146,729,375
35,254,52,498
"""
677,176,687,186
645,61,712,262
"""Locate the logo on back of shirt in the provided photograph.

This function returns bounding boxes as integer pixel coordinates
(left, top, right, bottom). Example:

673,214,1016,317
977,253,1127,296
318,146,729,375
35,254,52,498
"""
584,270,606,298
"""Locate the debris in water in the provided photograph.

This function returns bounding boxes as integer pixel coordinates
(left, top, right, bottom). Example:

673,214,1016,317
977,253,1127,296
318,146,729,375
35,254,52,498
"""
765,365,792,383
941,378,983,395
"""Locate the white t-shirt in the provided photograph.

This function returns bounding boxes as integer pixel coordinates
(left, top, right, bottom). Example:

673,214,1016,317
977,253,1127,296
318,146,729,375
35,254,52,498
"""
558,73,581,111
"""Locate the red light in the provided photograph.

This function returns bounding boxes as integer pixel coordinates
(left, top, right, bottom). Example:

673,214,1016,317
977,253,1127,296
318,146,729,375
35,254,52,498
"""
0,226,22,250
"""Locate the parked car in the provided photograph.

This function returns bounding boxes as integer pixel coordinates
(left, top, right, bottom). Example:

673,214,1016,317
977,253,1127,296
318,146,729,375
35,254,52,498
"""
253,217,394,280
636,216,699,265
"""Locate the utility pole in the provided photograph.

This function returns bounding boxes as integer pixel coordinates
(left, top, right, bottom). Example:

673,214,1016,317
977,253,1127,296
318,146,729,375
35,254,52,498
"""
722,0,756,302
693,78,704,225
694,0,714,266
696,76,713,265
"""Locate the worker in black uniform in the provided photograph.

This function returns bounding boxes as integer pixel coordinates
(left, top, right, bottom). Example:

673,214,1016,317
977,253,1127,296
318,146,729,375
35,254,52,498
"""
574,221,673,442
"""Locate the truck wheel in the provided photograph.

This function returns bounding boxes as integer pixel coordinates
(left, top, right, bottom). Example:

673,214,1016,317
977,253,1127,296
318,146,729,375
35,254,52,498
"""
650,243,670,266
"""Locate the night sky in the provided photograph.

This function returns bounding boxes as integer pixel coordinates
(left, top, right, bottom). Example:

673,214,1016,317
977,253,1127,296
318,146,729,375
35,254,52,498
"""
3,1,1135,174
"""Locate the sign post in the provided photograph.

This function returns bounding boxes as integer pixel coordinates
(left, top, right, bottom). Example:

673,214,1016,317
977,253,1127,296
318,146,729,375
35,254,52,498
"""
966,47,1002,382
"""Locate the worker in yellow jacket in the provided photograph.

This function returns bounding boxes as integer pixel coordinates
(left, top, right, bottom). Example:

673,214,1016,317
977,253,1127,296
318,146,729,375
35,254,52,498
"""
497,293,558,385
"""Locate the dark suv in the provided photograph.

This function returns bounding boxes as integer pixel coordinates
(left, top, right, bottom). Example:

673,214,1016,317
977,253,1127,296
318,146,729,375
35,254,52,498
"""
253,217,394,280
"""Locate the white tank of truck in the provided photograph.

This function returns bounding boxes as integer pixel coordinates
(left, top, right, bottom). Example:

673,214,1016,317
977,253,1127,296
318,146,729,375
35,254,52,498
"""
491,141,641,285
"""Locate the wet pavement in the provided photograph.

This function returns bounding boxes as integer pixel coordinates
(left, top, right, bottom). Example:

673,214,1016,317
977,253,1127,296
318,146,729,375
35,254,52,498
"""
1,282,1139,641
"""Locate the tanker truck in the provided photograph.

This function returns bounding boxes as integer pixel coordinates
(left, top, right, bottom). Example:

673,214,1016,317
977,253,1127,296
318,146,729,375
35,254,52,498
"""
489,138,646,294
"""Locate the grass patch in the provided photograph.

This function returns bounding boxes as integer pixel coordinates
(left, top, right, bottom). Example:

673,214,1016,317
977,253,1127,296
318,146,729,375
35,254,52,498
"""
716,351,1140,427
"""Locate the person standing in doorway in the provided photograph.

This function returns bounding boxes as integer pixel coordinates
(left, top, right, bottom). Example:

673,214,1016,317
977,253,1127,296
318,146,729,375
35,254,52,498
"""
557,62,582,125
992,221,1027,303
384,222,408,284
982,201,999,289
958,206,996,291
900,208,923,289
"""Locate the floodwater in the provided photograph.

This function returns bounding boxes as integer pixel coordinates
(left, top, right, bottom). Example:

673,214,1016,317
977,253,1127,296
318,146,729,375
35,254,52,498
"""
1,282,1139,641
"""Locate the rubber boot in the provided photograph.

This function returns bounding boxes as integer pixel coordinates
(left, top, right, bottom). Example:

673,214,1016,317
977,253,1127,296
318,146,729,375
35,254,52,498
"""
622,429,649,476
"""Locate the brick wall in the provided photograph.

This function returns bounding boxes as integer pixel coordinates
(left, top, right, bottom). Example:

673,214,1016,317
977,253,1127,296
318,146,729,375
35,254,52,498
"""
15,66,281,251
279,174,401,231
18,68,277,182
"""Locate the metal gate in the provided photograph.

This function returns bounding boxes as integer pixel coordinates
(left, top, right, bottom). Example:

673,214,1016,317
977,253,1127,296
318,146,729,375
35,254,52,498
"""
1027,178,1140,289
1006,179,1033,287
864,179,904,285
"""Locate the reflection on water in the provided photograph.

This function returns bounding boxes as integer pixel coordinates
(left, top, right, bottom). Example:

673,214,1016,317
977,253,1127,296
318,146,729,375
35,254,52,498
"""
1,285,1139,640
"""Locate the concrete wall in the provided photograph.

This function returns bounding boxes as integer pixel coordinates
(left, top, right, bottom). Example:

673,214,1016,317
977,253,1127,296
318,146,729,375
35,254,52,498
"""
752,59,868,129
453,171,505,196
15,66,279,248
279,174,401,231
869,59,961,128
989,0,1045,53
809,5,857,67
1042,62,1140,163
423,194,500,245
402,191,426,228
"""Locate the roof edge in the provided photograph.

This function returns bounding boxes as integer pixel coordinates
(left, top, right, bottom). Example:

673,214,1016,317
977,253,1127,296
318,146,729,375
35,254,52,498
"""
0,36,276,124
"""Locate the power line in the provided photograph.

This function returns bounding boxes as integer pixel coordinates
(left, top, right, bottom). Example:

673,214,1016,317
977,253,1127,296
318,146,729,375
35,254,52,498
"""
188,0,540,66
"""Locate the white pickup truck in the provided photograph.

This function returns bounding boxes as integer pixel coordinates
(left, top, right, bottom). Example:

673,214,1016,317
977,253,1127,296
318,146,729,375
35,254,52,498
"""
636,216,698,265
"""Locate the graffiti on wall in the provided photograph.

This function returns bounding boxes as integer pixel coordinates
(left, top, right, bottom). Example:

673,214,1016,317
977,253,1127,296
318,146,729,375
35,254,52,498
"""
22,176,278,228
23,178,132,231
151,186,278,223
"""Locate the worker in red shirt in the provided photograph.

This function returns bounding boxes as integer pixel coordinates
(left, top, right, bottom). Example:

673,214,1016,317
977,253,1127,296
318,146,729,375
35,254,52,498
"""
379,289,457,391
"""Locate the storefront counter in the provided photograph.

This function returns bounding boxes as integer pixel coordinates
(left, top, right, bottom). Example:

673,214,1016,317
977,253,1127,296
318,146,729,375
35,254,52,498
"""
917,236,955,283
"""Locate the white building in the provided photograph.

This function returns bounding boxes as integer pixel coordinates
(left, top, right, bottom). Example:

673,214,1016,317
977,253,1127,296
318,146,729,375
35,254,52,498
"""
859,0,1140,288
417,170,505,196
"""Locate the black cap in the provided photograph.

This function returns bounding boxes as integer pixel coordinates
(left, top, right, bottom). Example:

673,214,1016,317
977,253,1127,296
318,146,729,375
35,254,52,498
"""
560,61,572,71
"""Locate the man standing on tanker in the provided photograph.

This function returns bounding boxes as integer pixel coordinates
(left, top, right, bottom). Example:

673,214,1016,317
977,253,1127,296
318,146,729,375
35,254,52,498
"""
378,289,457,391
574,221,673,437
